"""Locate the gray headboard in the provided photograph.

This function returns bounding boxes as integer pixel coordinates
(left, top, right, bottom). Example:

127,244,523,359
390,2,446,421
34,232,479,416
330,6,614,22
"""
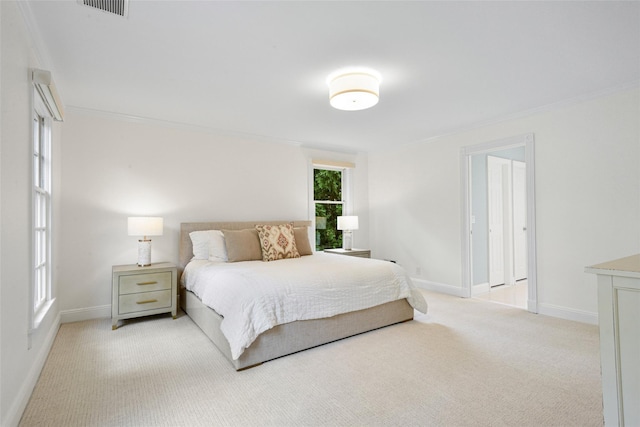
179,220,312,270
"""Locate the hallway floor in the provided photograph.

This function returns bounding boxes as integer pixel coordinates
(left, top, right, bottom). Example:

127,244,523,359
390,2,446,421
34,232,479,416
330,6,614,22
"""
474,280,528,309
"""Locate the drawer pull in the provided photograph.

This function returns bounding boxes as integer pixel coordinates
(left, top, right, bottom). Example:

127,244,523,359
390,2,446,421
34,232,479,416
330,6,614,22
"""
136,299,158,305
137,281,158,286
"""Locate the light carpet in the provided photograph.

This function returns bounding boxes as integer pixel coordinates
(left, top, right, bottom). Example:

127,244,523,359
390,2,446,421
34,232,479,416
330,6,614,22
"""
20,290,603,426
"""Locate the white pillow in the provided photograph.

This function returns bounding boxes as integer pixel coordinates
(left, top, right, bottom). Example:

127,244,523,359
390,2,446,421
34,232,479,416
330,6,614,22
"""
189,230,217,260
208,230,228,262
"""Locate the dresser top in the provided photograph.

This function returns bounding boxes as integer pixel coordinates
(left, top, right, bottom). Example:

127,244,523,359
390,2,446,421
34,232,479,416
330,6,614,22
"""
585,254,640,278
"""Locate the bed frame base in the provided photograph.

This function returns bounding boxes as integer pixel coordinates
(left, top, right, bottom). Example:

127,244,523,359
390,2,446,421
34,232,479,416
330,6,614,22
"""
180,286,414,370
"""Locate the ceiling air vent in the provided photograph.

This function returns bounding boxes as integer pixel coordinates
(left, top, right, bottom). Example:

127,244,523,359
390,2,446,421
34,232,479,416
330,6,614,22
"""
79,0,129,18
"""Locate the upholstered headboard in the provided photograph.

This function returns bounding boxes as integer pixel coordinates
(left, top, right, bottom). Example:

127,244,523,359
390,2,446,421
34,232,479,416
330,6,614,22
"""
179,220,312,270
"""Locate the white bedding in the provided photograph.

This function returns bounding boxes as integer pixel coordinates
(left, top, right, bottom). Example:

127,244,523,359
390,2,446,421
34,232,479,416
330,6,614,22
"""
182,253,428,360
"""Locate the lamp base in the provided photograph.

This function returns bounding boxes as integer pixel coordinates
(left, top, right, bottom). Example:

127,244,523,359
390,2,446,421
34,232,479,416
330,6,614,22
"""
343,231,353,251
137,239,152,267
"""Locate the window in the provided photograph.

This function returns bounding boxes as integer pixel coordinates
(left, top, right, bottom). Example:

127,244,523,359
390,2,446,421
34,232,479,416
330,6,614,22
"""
30,69,62,331
313,165,352,250
32,94,52,324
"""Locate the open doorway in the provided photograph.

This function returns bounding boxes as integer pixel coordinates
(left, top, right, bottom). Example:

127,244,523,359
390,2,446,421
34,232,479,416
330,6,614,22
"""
478,153,527,308
460,133,537,313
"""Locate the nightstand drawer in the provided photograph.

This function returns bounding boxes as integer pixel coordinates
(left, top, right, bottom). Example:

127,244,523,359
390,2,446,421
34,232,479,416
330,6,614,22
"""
119,271,172,295
118,289,172,315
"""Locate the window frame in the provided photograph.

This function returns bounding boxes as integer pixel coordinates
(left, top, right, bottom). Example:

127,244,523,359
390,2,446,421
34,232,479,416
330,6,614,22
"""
310,162,354,251
31,89,54,330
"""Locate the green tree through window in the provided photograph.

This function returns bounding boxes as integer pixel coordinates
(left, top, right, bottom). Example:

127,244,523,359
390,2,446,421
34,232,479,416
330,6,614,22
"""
314,168,343,250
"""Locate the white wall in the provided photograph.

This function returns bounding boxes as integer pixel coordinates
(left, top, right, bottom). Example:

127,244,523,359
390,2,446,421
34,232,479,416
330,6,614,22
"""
1,2,62,425
57,110,369,316
369,87,640,321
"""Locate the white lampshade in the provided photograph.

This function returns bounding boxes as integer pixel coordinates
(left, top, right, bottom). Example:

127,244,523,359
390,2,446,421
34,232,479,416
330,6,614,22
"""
328,69,381,111
337,216,359,231
128,217,163,237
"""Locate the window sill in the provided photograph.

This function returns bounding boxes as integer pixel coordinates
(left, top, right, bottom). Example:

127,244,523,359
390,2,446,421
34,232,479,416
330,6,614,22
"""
30,298,56,333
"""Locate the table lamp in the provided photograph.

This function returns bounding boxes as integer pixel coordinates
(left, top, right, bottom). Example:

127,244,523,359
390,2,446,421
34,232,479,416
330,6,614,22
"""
337,216,358,250
128,217,163,266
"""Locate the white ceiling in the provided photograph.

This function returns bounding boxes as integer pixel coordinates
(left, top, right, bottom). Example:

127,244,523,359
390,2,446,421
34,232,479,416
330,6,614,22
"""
23,1,640,152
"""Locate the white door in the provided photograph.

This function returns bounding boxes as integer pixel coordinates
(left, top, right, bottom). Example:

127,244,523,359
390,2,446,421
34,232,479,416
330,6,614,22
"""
487,156,511,287
512,161,528,281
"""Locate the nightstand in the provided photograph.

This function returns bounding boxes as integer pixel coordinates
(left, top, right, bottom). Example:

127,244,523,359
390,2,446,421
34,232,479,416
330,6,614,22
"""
112,262,177,330
324,248,371,258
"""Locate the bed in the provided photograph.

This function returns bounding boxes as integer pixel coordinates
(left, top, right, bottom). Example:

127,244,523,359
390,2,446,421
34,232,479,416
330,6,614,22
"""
179,220,428,370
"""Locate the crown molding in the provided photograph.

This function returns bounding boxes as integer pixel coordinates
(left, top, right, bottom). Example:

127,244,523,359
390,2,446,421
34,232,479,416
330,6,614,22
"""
65,105,309,148
379,80,640,153
64,105,366,155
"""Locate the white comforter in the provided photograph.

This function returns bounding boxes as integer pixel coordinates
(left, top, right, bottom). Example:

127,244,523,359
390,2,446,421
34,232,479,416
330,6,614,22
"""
182,253,428,360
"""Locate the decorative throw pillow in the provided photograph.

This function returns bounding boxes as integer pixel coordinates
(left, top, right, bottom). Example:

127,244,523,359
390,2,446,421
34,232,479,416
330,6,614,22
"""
293,226,313,256
255,224,300,262
223,229,263,262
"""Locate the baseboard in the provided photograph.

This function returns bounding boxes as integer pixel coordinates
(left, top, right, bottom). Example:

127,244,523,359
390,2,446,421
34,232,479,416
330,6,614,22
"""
413,278,598,325
411,277,466,297
60,304,111,324
4,312,61,427
538,303,598,325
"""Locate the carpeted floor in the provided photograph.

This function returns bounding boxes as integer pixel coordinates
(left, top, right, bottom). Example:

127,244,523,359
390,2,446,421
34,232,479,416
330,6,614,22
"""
20,290,603,426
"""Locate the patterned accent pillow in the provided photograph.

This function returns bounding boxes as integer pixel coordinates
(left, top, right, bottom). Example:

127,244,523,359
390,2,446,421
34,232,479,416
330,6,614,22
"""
255,224,300,262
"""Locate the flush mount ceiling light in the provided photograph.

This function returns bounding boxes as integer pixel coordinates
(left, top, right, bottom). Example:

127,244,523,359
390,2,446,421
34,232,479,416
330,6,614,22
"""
327,68,381,111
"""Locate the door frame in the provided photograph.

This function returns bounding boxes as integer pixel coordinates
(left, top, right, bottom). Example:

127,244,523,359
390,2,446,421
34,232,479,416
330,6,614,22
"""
460,133,538,313
512,160,527,281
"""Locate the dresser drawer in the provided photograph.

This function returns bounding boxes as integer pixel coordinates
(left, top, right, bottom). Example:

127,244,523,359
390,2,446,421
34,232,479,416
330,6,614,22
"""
118,289,172,315
119,271,172,295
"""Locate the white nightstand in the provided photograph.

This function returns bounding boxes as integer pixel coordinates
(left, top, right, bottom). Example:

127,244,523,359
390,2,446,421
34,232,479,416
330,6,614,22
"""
112,262,177,330
324,248,371,258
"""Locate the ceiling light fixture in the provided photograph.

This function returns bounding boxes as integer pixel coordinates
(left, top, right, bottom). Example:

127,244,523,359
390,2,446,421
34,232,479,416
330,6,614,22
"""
327,68,381,111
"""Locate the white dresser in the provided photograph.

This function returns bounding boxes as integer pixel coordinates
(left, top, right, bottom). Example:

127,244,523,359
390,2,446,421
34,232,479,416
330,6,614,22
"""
586,254,640,426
